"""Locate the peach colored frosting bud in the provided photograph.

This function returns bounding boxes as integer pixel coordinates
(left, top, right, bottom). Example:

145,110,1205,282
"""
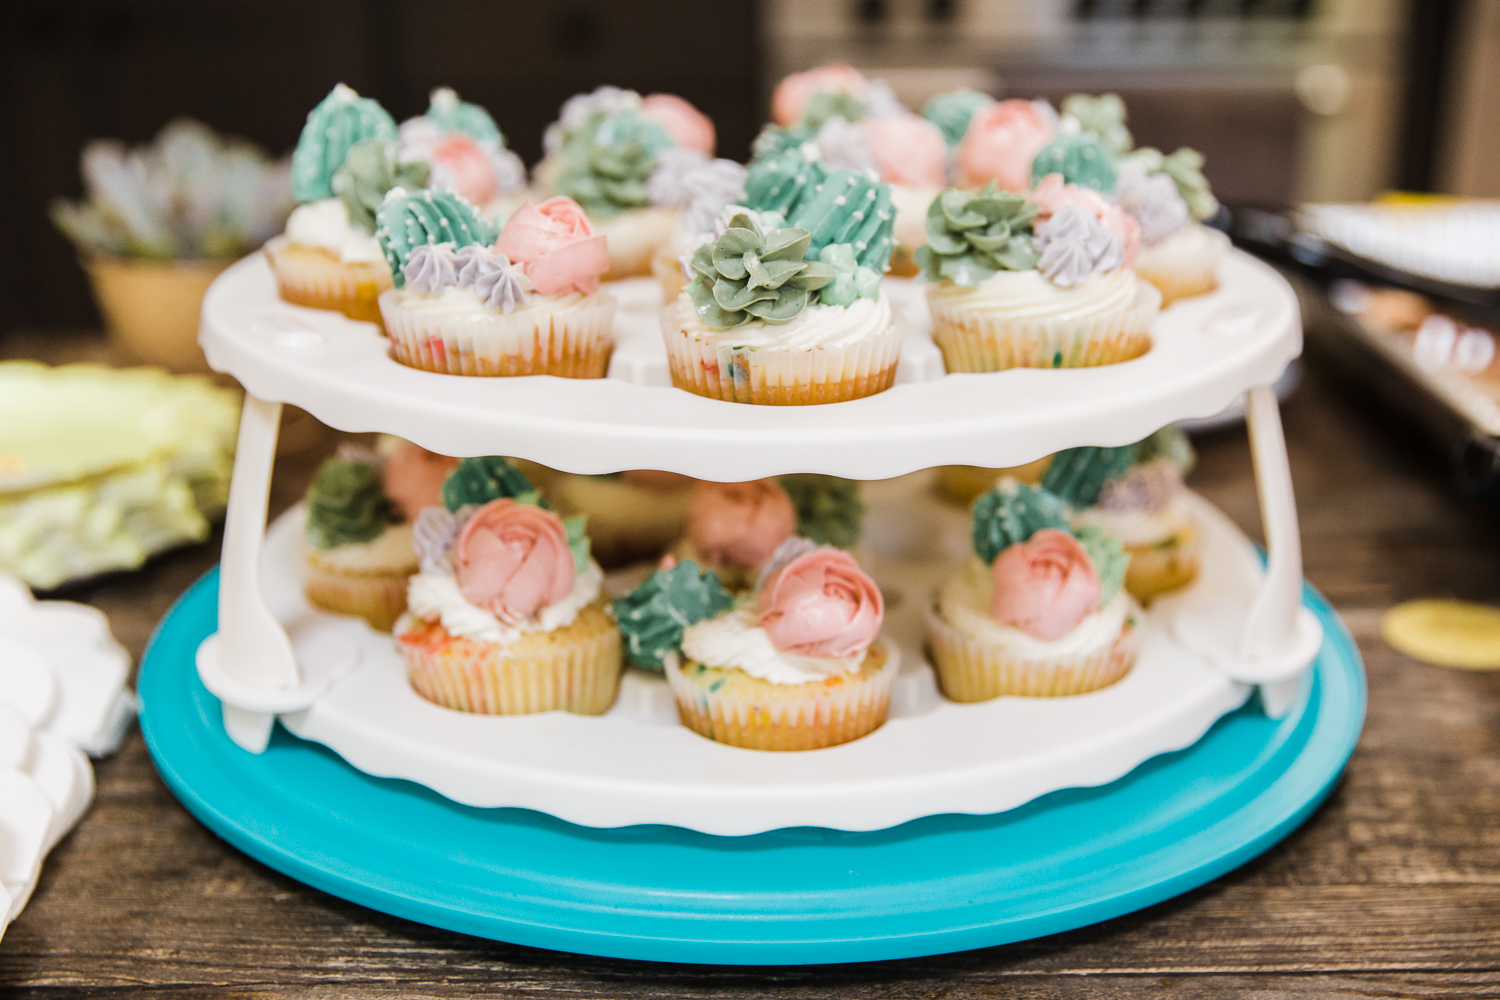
381,443,459,522
771,63,869,126
493,196,609,295
686,480,797,569
990,529,1101,642
864,115,947,187
642,93,716,155
958,99,1055,193
455,499,576,622
1030,173,1141,268
758,549,883,659
429,133,498,206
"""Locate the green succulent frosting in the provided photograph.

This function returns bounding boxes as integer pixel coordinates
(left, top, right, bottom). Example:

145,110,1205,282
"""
783,169,896,272
304,458,394,550
751,123,816,162
971,481,1071,566
913,184,1040,286
425,87,503,144
778,475,865,549
1074,524,1129,607
1030,132,1118,192
441,456,544,512
743,146,827,216
1132,147,1218,222
686,213,836,329
554,109,673,219
612,560,735,670
332,140,430,235
817,243,881,306
291,84,398,204
375,188,494,287
801,90,865,128
1137,425,1196,475
1061,93,1133,157
1042,445,1142,509
923,89,994,148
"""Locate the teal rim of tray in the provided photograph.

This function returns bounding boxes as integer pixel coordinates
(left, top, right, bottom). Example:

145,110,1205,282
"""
139,567,1366,966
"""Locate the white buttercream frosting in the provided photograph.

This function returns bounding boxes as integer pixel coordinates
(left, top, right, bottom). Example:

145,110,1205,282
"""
937,557,1132,659
1135,223,1229,278
664,291,894,350
304,523,419,573
406,560,604,644
284,198,385,264
390,284,592,319
926,266,1141,322
681,607,864,685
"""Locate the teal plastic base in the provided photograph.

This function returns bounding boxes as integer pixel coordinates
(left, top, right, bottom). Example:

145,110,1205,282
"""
139,569,1364,966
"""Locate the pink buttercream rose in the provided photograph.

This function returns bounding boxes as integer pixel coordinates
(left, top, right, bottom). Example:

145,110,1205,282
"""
771,63,868,127
493,196,609,295
428,133,498,207
990,529,1101,642
957,99,1055,193
863,115,947,187
686,480,797,569
455,499,576,622
641,93,716,155
380,443,458,523
1029,172,1141,268
758,549,883,659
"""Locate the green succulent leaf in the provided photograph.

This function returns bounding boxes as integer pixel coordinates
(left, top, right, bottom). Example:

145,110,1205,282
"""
552,108,671,218
685,211,829,329
441,456,544,513
305,458,396,549
919,182,1041,287
971,480,1071,566
611,560,735,670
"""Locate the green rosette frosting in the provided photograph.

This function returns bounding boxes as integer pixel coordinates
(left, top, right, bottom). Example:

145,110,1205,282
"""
751,123,816,163
612,560,735,670
1137,425,1196,475
332,140,430,235
971,481,1071,566
1133,147,1218,222
686,212,836,328
304,458,394,550
778,475,865,549
291,84,398,204
923,89,994,148
1075,524,1129,607
425,87,503,144
441,456,545,512
1030,132,1118,192
913,184,1040,287
1042,445,1141,509
743,146,827,217
801,90,865,128
1061,93,1133,157
783,169,895,272
817,243,881,306
554,109,673,219
375,188,494,287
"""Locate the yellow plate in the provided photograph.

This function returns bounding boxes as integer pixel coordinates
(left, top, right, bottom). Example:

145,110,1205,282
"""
1381,599,1500,670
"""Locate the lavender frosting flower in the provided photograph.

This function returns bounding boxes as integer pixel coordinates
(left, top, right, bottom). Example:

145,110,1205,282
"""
1097,459,1183,513
1033,204,1123,287
454,245,533,313
648,149,749,234
402,242,458,294
815,115,876,173
1114,159,1189,245
412,505,461,576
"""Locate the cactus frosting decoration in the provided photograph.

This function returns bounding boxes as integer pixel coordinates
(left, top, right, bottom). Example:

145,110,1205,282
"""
332,139,430,234
1042,445,1142,509
686,212,836,329
374,188,494,287
305,458,395,550
424,86,503,144
1060,93,1133,157
440,456,544,513
290,83,398,204
1030,132,1118,193
743,146,829,217
970,480,1072,566
612,560,735,670
922,89,995,149
913,184,1041,286
783,169,896,272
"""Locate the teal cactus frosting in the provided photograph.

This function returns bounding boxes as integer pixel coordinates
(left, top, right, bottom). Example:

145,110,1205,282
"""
425,87,503,144
441,456,544,513
375,188,494,287
1131,147,1218,222
971,481,1071,565
612,560,735,670
1074,524,1129,606
291,84,398,204
817,243,881,306
332,140,430,234
555,109,673,219
801,90,865,128
913,184,1040,286
1042,445,1142,508
1137,425,1196,475
686,212,836,328
783,169,896,272
778,475,865,549
1061,93,1133,157
751,123,816,162
743,146,827,216
923,89,994,148
1030,132,1118,192
304,458,394,550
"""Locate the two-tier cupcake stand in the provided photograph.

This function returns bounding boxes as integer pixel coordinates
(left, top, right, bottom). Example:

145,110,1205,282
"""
137,249,1364,964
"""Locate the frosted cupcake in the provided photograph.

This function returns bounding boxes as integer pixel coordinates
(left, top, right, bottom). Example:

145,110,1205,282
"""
920,181,1159,370
266,84,421,324
672,479,798,591
377,190,616,377
397,87,527,223
926,480,1138,701
1115,148,1227,304
395,456,621,715
955,98,1057,193
648,153,747,303
547,470,696,569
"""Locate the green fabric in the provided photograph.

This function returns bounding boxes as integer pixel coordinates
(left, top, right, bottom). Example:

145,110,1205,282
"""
332,140,430,235
441,456,543,512
612,560,735,670
1061,93,1133,156
1042,445,1141,509
427,91,503,144
743,146,826,216
783,169,895,272
375,188,494,287
913,183,1040,286
1132,147,1218,221
304,458,394,550
686,212,835,329
801,90,865,128
923,89,993,148
554,109,673,219
1137,425,1196,475
1030,132,1118,192
778,475,865,549
1075,524,1130,607
971,481,1071,566
817,243,881,306
291,85,397,204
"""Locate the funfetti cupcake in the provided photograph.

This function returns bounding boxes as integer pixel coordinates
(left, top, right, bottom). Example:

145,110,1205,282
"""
265,84,420,324
395,456,621,715
398,87,528,223
378,190,616,378
673,479,799,591
926,480,1138,701
547,469,696,569
920,181,1159,371
1115,148,1227,305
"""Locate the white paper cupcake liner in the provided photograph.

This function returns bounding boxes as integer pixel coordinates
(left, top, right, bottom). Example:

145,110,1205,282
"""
381,291,617,378
264,236,391,325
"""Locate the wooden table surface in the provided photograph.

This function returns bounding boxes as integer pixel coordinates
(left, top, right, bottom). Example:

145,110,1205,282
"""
2,328,1499,999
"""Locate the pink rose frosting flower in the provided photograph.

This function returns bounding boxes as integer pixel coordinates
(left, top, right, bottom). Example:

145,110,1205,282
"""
863,115,947,187
427,133,498,207
455,499,576,622
771,63,869,127
957,99,1056,193
641,93,716,155
990,529,1101,642
686,479,797,569
380,443,459,523
493,196,610,295
757,549,883,659
1030,173,1141,268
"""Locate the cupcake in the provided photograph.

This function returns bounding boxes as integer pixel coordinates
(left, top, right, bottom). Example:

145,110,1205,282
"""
377,190,616,377
397,87,528,223
919,181,1159,371
395,456,621,715
618,542,896,751
955,98,1057,193
926,480,1138,701
672,479,799,591
1115,148,1227,304
547,470,696,569
266,84,423,324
